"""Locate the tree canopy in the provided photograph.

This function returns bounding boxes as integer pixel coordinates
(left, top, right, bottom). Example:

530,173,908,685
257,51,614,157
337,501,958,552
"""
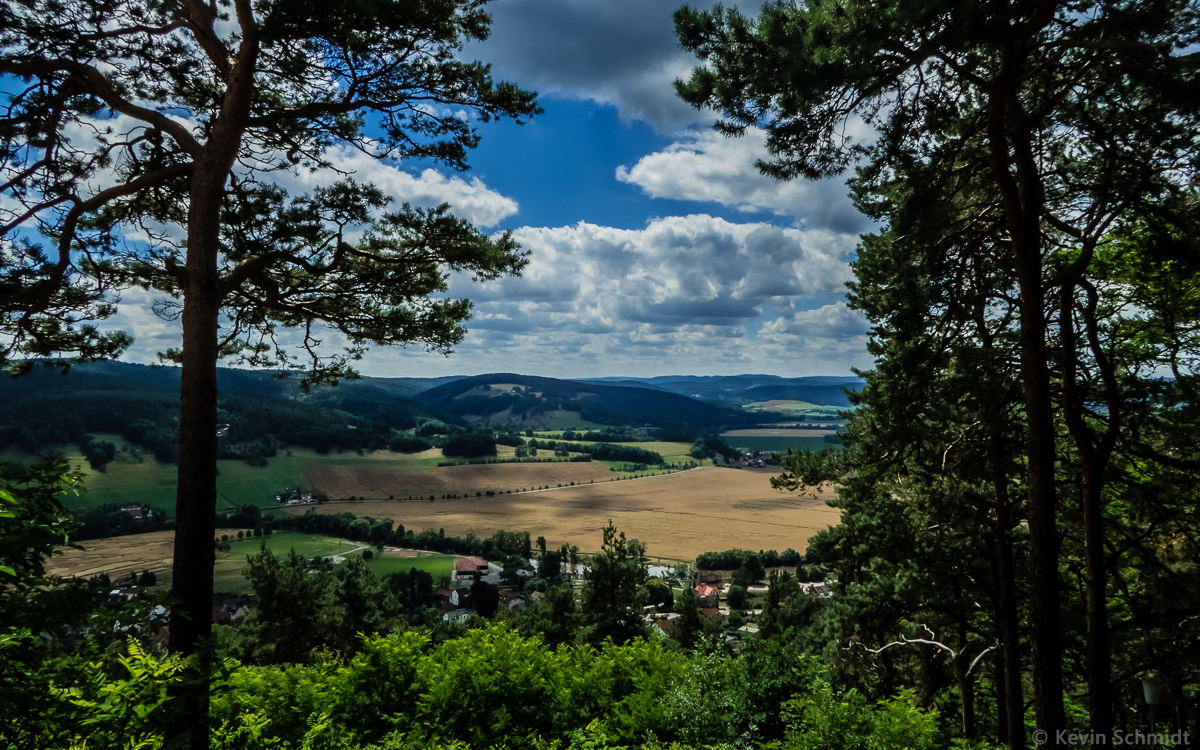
3,2,538,746
676,0,1200,745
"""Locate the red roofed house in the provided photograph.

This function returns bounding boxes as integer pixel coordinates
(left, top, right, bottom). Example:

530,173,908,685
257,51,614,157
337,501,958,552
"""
694,584,719,608
454,556,490,581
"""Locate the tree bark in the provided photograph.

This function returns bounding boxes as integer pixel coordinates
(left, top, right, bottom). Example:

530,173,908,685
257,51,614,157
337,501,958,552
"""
996,656,1010,746
955,652,976,740
991,433,1027,749
166,7,260,748
1060,279,1116,740
166,165,222,747
987,40,1067,744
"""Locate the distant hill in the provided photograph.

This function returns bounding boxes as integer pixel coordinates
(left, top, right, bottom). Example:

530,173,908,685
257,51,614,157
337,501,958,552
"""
0,364,848,465
734,384,856,407
573,379,671,392
0,361,448,460
414,373,763,430
585,374,862,405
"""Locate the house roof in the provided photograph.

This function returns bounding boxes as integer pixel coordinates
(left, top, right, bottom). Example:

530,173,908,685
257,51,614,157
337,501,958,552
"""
694,584,719,598
455,556,488,572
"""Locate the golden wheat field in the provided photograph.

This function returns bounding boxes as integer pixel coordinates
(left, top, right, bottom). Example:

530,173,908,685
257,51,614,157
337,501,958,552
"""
44,528,249,580
45,468,841,574
290,466,840,561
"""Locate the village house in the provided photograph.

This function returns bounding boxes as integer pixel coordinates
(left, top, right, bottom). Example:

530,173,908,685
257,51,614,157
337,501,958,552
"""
454,556,490,582
799,582,832,599
275,489,328,506
694,583,720,608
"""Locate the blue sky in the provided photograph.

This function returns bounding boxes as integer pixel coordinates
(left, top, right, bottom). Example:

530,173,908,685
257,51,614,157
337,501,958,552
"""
105,0,877,379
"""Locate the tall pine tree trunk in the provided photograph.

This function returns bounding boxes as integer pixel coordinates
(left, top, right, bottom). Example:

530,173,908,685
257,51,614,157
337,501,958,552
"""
991,432,1026,749
1061,280,1116,740
167,173,221,746
988,41,1066,745
166,13,260,747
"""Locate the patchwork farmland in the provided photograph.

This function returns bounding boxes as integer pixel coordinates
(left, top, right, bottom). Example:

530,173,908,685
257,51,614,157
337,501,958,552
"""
45,467,838,577
45,530,458,595
288,466,840,561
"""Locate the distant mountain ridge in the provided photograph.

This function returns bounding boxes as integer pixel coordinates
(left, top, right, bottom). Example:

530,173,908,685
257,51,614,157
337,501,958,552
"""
1,365,853,459
412,373,767,430
578,374,862,407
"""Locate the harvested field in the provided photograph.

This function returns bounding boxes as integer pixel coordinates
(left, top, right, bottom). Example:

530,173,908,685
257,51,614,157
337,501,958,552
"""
46,469,842,574
45,528,247,580
46,529,457,594
304,460,617,501
286,466,841,561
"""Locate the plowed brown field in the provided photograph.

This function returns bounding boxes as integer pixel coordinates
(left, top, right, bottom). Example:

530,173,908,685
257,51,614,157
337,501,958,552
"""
286,467,840,560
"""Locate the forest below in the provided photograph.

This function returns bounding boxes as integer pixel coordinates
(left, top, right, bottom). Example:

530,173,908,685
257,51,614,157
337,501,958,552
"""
4,0,1200,748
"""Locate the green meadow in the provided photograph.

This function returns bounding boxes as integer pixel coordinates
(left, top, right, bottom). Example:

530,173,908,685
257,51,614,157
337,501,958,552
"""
742,400,845,419
37,437,312,515
363,554,456,582
207,531,457,594
3,434,705,518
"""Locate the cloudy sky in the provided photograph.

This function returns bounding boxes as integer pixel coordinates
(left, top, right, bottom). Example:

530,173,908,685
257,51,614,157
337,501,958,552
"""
111,0,875,379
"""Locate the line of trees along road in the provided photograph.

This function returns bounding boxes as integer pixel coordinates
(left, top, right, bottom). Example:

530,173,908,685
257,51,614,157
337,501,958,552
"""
674,0,1200,746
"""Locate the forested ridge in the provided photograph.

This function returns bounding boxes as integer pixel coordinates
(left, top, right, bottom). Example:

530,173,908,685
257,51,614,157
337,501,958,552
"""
0,362,447,461
0,364,763,467
414,373,768,430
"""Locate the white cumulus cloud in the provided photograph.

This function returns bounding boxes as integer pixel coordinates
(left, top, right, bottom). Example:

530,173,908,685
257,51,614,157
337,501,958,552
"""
359,213,867,376
616,128,871,233
277,147,519,228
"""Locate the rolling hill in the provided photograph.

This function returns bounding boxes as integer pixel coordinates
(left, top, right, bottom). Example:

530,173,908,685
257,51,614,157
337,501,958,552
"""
578,374,861,406
0,362,449,460
413,373,764,430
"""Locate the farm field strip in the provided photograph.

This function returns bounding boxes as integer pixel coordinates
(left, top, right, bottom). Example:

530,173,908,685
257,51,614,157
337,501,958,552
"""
18,436,700,518
47,530,459,594
44,468,839,579
288,467,840,560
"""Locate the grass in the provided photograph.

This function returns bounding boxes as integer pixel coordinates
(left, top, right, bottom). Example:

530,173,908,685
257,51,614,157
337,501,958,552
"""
209,531,456,594
364,554,456,582
16,434,704,517
4,435,312,517
221,530,364,559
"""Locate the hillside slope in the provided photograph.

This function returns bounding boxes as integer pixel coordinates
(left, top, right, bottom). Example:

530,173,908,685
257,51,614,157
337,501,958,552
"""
0,362,447,459
598,374,862,405
414,373,762,430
